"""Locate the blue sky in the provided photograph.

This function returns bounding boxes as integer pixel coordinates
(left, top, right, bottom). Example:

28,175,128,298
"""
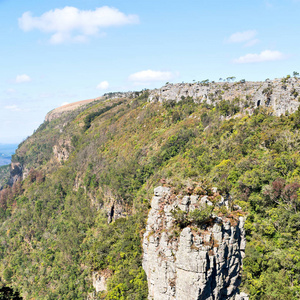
0,0,299,143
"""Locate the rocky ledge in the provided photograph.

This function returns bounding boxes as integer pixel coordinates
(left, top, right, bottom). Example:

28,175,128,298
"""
148,78,300,116
143,186,248,300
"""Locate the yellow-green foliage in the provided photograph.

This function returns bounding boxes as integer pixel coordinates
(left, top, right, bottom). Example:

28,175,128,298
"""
0,93,300,299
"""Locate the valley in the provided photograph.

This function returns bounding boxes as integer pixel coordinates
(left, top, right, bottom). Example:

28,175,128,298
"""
0,79,299,299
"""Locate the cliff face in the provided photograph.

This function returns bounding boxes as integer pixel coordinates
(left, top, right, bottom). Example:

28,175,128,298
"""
8,162,23,186
148,78,300,116
143,187,248,300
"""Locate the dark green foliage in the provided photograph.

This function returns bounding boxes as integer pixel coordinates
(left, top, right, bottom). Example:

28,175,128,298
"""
83,101,123,131
158,129,195,164
171,205,213,228
0,165,10,189
216,99,240,116
292,106,300,128
0,285,22,299
83,215,148,299
188,206,213,225
163,97,197,123
1,93,300,299
34,121,49,133
171,207,188,228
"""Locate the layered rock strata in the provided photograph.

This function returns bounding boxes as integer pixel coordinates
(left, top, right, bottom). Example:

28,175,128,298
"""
148,78,300,116
143,186,248,300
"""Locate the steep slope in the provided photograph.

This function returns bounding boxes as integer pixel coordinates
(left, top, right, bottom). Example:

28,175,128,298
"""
0,165,10,189
0,79,299,299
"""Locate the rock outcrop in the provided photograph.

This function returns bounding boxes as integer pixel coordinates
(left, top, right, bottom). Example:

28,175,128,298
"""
8,162,23,186
143,186,248,300
148,78,300,116
53,139,71,162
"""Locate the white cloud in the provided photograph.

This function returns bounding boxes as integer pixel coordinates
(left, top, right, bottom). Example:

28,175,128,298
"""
19,6,139,44
233,50,286,63
15,74,31,83
96,81,109,90
244,38,259,47
61,102,70,106
227,30,257,43
128,70,176,83
5,105,21,112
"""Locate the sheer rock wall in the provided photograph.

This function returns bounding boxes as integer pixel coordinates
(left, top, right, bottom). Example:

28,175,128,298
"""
143,187,248,300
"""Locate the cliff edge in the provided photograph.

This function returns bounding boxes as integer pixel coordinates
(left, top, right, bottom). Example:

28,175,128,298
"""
148,77,300,116
143,186,248,300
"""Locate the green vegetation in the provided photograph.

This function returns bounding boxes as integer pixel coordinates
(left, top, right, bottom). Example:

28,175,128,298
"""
83,101,123,131
0,165,10,189
0,91,299,299
171,205,213,228
0,285,22,299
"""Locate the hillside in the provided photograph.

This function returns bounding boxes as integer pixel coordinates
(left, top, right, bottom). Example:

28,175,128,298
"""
0,78,299,299
0,165,10,189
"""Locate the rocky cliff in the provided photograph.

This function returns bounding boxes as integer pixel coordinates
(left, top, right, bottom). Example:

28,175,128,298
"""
148,77,300,116
8,162,23,186
143,186,248,300
45,77,300,123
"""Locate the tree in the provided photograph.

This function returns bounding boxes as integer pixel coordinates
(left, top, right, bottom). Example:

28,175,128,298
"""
293,71,299,78
0,286,22,300
226,76,236,82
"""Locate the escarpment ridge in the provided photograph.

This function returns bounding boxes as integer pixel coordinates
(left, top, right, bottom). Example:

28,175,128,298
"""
148,77,300,116
45,77,300,123
1,75,299,299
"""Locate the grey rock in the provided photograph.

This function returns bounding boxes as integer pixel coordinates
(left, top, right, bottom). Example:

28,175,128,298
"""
143,188,247,300
200,195,213,206
148,79,300,117
154,186,170,197
92,272,107,293
190,195,199,204
8,162,23,186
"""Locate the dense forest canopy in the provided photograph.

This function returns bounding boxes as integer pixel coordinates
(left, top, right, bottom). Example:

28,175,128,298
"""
0,91,299,299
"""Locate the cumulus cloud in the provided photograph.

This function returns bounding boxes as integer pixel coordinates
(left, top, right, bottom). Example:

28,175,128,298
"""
227,30,257,43
19,6,139,44
128,70,176,83
226,30,259,48
233,50,286,63
96,81,109,90
15,74,31,83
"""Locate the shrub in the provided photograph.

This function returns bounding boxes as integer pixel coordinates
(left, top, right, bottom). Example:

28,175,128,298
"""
188,206,213,225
